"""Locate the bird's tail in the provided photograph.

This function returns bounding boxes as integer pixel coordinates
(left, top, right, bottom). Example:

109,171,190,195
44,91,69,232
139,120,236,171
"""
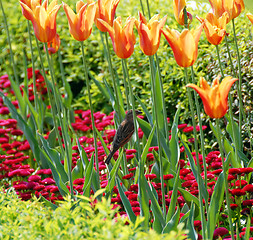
105,151,114,164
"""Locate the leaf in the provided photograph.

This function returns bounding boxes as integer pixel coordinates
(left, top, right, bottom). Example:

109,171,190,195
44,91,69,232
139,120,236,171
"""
223,137,241,168
116,178,137,223
169,107,181,172
206,172,225,239
226,114,242,152
178,187,200,218
38,135,69,197
186,202,198,240
144,178,166,228
71,157,84,181
163,208,180,234
244,216,251,240
140,124,156,168
105,149,124,194
76,139,99,192
47,128,57,148
135,95,153,124
166,167,180,221
38,133,68,183
153,69,166,138
62,74,73,108
137,117,170,160
180,137,209,202
138,170,150,231
83,153,94,197
38,195,58,210
137,117,157,146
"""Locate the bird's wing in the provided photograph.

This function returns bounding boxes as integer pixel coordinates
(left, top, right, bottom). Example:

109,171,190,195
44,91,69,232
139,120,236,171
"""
112,120,134,148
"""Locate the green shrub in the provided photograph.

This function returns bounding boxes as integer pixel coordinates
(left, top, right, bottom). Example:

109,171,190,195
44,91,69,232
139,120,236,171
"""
0,189,187,240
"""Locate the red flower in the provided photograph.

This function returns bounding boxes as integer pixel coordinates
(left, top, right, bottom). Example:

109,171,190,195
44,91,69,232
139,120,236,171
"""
231,188,246,196
235,179,248,187
145,174,157,180
128,193,138,201
122,173,134,179
163,174,174,180
213,227,229,238
73,178,85,185
243,184,253,193
182,126,194,133
41,177,55,185
242,200,253,207
230,203,238,210
240,167,253,174
228,168,241,174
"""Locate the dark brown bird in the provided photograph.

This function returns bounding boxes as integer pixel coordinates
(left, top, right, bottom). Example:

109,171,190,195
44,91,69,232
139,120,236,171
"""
105,110,142,164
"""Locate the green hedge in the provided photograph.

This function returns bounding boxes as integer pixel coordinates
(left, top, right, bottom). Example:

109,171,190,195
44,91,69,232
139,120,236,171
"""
0,189,187,240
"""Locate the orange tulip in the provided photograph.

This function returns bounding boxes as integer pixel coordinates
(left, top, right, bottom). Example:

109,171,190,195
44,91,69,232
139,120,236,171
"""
97,16,136,59
20,0,61,42
247,13,253,24
209,0,244,23
20,0,42,19
93,0,120,32
173,0,192,26
47,33,60,54
197,12,228,45
186,76,238,118
135,12,167,56
63,1,96,42
162,24,203,67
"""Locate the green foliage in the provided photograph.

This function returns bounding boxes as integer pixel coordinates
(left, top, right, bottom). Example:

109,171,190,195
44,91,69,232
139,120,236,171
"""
0,189,187,240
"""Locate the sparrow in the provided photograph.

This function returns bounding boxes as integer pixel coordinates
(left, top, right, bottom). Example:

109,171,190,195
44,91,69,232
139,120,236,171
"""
105,109,142,164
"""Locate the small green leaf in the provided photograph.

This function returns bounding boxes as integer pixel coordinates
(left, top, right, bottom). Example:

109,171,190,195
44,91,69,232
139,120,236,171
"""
116,178,136,223
206,172,225,239
186,202,198,240
83,153,94,197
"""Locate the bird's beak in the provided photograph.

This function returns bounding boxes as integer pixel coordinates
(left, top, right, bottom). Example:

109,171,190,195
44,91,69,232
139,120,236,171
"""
135,110,142,115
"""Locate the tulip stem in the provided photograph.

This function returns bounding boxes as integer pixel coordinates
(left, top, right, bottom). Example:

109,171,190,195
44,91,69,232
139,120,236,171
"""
145,0,151,19
121,59,131,111
35,38,64,157
139,0,145,17
190,66,207,190
224,35,236,76
122,59,141,163
149,55,166,217
155,54,169,141
104,32,123,124
215,45,240,165
184,67,207,239
44,43,74,198
232,19,245,152
27,20,40,128
215,118,235,240
80,41,99,184
215,45,224,78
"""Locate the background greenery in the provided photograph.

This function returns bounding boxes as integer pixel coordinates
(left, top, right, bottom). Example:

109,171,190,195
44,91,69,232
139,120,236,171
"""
0,189,187,239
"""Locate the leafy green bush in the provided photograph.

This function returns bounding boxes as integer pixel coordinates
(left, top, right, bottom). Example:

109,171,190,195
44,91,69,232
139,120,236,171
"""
0,188,187,240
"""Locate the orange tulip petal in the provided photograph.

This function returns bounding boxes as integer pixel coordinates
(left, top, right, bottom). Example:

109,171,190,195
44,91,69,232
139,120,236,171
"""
247,13,253,24
20,1,34,21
